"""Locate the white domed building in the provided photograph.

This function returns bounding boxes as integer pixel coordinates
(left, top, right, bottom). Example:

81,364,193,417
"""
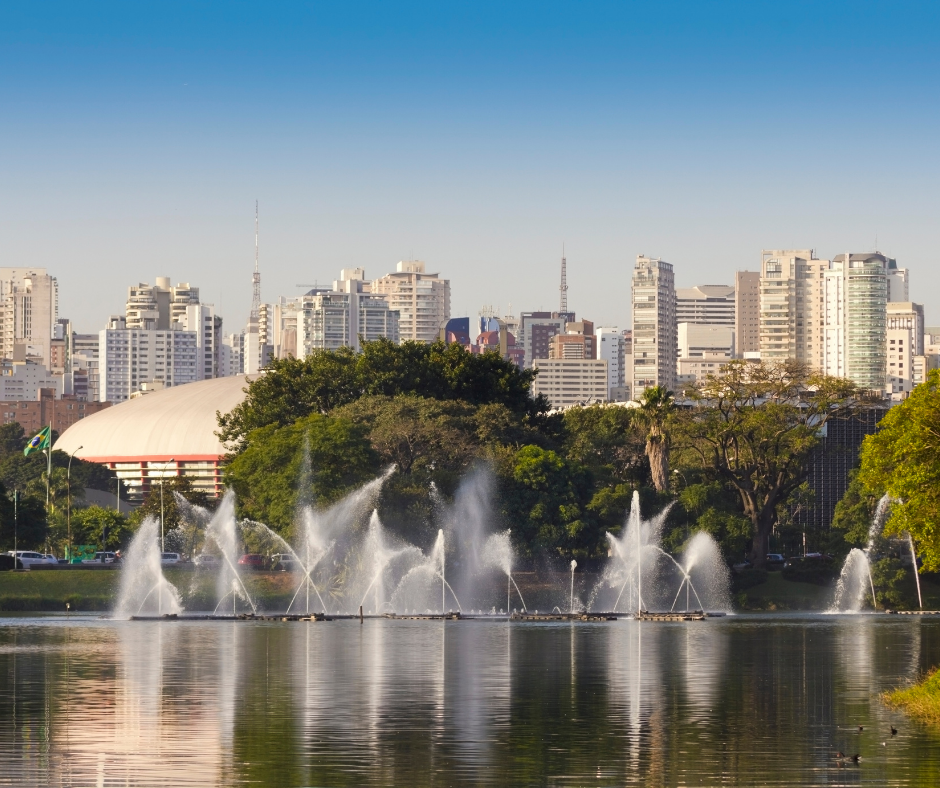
54,376,250,501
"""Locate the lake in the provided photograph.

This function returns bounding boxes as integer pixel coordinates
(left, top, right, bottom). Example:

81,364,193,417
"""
0,614,939,786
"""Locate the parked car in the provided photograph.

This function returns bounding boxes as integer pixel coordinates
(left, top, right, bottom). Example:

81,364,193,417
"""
82,551,120,564
237,553,266,570
42,554,59,565
270,553,298,572
732,559,752,574
160,553,181,565
194,554,220,568
6,550,47,568
766,553,786,570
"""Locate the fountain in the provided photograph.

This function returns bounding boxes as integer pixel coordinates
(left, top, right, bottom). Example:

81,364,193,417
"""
590,491,730,615
481,530,527,613
830,494,889,613
114,516,182,619
204,492,257,616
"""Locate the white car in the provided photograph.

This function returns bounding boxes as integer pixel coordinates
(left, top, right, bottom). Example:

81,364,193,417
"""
160,553,181,565
194,554,220,568
43,554,59,565
270,553,299,572
6,550,48,568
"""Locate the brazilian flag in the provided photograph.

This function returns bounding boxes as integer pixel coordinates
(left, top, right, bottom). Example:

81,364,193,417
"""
24,426,51,457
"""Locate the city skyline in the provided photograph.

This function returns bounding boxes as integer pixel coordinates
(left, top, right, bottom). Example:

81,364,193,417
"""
3,2,939,331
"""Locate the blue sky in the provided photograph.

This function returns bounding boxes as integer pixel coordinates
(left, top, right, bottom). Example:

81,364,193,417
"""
3,1,939,331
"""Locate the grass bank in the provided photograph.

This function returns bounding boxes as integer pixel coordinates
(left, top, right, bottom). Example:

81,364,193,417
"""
886,669,940,728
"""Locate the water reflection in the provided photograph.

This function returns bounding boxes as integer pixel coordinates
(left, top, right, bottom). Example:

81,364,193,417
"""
0,616,939,787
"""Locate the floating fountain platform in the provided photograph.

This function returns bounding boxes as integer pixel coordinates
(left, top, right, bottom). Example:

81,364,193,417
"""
634,610,717,621
510,612,617,621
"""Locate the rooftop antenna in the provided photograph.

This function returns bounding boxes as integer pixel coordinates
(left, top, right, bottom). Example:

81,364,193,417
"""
559,243,568,313
250,200,261,324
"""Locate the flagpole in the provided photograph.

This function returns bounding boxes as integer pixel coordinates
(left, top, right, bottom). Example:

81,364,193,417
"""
45,424,52,515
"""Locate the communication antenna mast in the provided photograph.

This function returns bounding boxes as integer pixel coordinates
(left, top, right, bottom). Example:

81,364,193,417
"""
559,243,568,313
250,200,261,322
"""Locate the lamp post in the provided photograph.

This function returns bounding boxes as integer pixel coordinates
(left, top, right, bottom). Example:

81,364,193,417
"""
158,459,176,553
66,446,83,563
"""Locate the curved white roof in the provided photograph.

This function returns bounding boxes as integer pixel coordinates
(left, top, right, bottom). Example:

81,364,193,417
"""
54,375,251,460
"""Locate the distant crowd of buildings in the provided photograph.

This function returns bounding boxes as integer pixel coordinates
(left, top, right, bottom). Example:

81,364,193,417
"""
0,245,933,437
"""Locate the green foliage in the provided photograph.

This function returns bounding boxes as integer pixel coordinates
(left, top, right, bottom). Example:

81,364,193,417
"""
831,468,882,549
858,369,940,570
71,506,133,552
497,445,596,556
871,556,916,609
224,413,380,534
562,405,647,488
217,338,546,452
677,359,860,566
0,484,46,551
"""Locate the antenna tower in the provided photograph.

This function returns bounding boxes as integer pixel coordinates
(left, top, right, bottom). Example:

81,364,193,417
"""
559,243,568,313
250,200,261,322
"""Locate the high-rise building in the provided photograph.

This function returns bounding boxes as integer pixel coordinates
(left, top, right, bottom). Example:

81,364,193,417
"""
759,250,827,368
548,320,596,360
675,285,735,326
597,326,625,400
0,268,59,368
823,252,889,392
734,271,760,356
297,269,400,355
125,278,201,330
519,311,570,368
631,255,676,397
98,316,203,403
886,301,924,399
887,261,910,302
370,261,450,344
531,358,608,408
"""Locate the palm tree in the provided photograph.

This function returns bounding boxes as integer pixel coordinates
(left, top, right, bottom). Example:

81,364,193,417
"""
638,386,675,494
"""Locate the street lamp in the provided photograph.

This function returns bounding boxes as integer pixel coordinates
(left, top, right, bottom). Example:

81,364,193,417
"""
158,458,176,553
67,446,83,563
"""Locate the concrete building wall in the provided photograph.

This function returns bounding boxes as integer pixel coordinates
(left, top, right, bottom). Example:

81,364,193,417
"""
631,255,676,397
886,301,924,399
370,261,450,344
734,271,760,356
531,358,608,408
675,285,735,326
597,326,625,399
0,388,111,436
0,268,59,368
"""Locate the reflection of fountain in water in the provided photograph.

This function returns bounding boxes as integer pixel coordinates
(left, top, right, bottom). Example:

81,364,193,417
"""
831,494,888,612
114,517,182,618
592,491,730,613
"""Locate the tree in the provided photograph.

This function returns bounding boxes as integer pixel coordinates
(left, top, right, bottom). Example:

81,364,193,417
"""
498,445,595,557
223,413,380,533
636,387,675,493
677,360,859,568
333,395,479,476
562,404,647,488
216,338,545,452
857,369,940,570
71,506,133,552
0,483,46,550
133,475,213,533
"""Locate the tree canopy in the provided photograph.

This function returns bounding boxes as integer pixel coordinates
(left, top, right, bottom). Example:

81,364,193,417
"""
857,369,940,571
676,360,860,567
217,338,546,452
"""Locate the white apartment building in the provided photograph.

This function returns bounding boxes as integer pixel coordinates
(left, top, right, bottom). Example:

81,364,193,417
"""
531,358,608,408
734,271,760,356
0,359,63,400
823,252,889,392
888,262,909,302
98,316,202,403
631,255,676,397
886,301,924,399
0,268,59,368
597,326,625,400
219,333,246,377
759,250,828,369
126,278,201,330
370,261,450,344
675,285,735,327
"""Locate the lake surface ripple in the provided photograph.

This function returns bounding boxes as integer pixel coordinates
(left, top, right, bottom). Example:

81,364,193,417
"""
1,614,939,786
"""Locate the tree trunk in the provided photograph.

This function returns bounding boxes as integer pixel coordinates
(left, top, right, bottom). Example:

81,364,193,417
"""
646,438,670,494
748,512,774,569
